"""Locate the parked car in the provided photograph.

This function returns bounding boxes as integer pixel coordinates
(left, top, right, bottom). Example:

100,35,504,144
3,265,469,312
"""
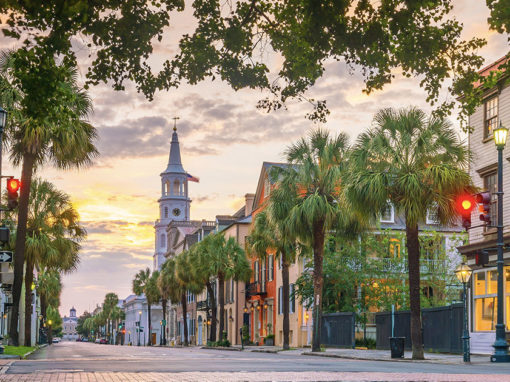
81,338,88,342
95,338,101,343
99,338,108,344
52,338,60,343
76,338,81,342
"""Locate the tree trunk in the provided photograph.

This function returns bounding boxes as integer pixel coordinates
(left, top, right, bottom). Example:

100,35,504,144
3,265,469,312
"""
147,304,152,346
48,325,52,345
311,222,325,352
162,299,167,345
206,281,217,342
9,153,36,346
181,292,188,346
406,222,424,359
282,255,290,350
24,257,34,346
218,273,225,341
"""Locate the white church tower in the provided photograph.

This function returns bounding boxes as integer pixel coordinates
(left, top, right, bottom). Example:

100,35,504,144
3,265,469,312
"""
154,121,191,270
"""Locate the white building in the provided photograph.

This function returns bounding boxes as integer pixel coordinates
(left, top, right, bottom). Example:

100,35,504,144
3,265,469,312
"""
62,307,78,341
458,56,510,355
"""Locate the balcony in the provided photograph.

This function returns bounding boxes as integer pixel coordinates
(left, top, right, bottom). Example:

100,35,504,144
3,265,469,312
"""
196,300,208,311
246,281,266,297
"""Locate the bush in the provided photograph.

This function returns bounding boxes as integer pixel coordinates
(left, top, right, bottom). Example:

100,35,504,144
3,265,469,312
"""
355,337,376,349
217,331,230,347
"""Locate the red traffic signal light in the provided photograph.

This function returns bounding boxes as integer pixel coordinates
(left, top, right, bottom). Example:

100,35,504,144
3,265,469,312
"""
456,194,475,229
6,178,20,210
6,178,20,193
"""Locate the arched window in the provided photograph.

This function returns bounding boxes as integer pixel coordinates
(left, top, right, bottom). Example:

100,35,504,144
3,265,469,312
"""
165,181,170,195
164,206,168,219
179,181,184,196
160,234,166,248
173,179,180,195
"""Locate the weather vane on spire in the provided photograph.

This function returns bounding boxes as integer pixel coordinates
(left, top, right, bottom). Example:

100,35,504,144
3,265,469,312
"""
172,116,180,132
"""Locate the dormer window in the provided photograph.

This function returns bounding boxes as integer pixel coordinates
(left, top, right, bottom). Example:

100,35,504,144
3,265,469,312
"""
380,201,394,223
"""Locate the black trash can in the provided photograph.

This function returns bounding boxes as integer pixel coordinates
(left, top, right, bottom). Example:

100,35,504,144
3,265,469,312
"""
389,337,405,358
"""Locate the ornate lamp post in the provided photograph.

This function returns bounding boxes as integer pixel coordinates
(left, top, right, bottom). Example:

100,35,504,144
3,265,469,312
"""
492,122,510,362
455,263,472,362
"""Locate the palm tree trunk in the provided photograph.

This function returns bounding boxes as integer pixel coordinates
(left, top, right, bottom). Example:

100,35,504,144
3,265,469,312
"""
9,152,36,346
24,258,34,346
206,281,217,342
218,273,225,341
311,222,325,352
181,292,188,346
162,299,167,345
282,256,290,350
147,304,152,346
406,222,424,359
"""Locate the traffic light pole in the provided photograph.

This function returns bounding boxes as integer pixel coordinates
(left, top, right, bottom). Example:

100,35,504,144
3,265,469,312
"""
491,146,510,362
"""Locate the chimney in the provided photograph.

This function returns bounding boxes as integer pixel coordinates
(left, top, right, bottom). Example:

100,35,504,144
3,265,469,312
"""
244,193,255,216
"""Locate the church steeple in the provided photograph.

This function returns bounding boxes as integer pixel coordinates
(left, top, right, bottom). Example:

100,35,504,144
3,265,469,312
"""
154,117,192,270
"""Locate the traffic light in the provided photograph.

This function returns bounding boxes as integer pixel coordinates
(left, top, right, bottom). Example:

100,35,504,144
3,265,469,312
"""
475,192,491,224
456,194,476,229
475,251,489,266
6,178,20,210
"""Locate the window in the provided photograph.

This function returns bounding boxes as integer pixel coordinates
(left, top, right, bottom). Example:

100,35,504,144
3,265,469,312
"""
426,203,439,225
389,238,401,258
231,279,234,303
473,270,498,331
483,172,498,227
268,255,274,281
164,206,168,219
380,201,394,223
484,96,498,138
278,287,282,315
254,261,259,283
264,176,271,198
165,181,170,195
289,284,295,314
160,234,166,248
225,280,230,304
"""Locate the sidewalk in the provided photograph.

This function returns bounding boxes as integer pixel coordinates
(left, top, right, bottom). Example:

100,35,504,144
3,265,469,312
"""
303,348,491,364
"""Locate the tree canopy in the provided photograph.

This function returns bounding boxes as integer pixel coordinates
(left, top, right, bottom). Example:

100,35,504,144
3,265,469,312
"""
1,1,501,123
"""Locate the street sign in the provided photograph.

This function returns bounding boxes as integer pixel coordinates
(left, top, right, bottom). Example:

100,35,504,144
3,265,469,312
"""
162,319,166,326
0,251,12,263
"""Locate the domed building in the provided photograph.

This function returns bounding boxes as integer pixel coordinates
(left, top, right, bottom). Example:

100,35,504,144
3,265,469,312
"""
62,307,78,341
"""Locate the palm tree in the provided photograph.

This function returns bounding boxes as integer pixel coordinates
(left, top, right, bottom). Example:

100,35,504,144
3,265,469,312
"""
103,293,119,344
145,270,161,345
346,107,474,359
0,53,98,345
157,265,173,346
159,258,187,344
248,196,301,350
205,233,251,340
37,270,62,323
189,237,218,342
277,128,358,352
11,178,85,346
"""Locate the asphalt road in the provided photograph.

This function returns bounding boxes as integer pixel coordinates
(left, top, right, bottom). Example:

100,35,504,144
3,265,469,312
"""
5,341,510,375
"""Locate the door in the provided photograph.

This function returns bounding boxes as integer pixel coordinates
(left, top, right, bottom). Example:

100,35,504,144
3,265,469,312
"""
152,333,157,345
198,317,203,345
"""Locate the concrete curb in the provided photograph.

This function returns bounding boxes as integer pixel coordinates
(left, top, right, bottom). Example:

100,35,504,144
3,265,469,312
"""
200,346,243,351
22,344,46,359
250,349,281,354
301,351,470,365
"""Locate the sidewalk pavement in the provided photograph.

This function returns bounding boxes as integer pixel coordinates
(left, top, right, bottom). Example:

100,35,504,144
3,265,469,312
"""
304,348,491,364
218,345,492,364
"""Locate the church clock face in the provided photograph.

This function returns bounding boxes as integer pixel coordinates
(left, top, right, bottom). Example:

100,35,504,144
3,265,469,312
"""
172,208,181,217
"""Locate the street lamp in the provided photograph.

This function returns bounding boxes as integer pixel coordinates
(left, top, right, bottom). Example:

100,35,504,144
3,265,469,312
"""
491,121,510,362
138,311,142,346
455,263,472,363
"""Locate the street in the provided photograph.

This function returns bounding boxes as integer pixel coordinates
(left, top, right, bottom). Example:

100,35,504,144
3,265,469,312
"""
1,341,510,381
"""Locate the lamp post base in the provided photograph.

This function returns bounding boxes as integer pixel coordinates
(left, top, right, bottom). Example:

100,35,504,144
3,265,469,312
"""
491,354,510,362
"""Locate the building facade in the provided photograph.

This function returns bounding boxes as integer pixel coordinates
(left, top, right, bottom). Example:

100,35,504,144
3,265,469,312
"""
458,56,510,354
62,307,78,341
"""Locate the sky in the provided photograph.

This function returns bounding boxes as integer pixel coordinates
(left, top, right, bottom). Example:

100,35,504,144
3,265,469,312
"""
0,1,508,318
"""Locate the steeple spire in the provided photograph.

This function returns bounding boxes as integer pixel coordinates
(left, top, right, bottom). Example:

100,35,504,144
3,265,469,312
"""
164,117,185,174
